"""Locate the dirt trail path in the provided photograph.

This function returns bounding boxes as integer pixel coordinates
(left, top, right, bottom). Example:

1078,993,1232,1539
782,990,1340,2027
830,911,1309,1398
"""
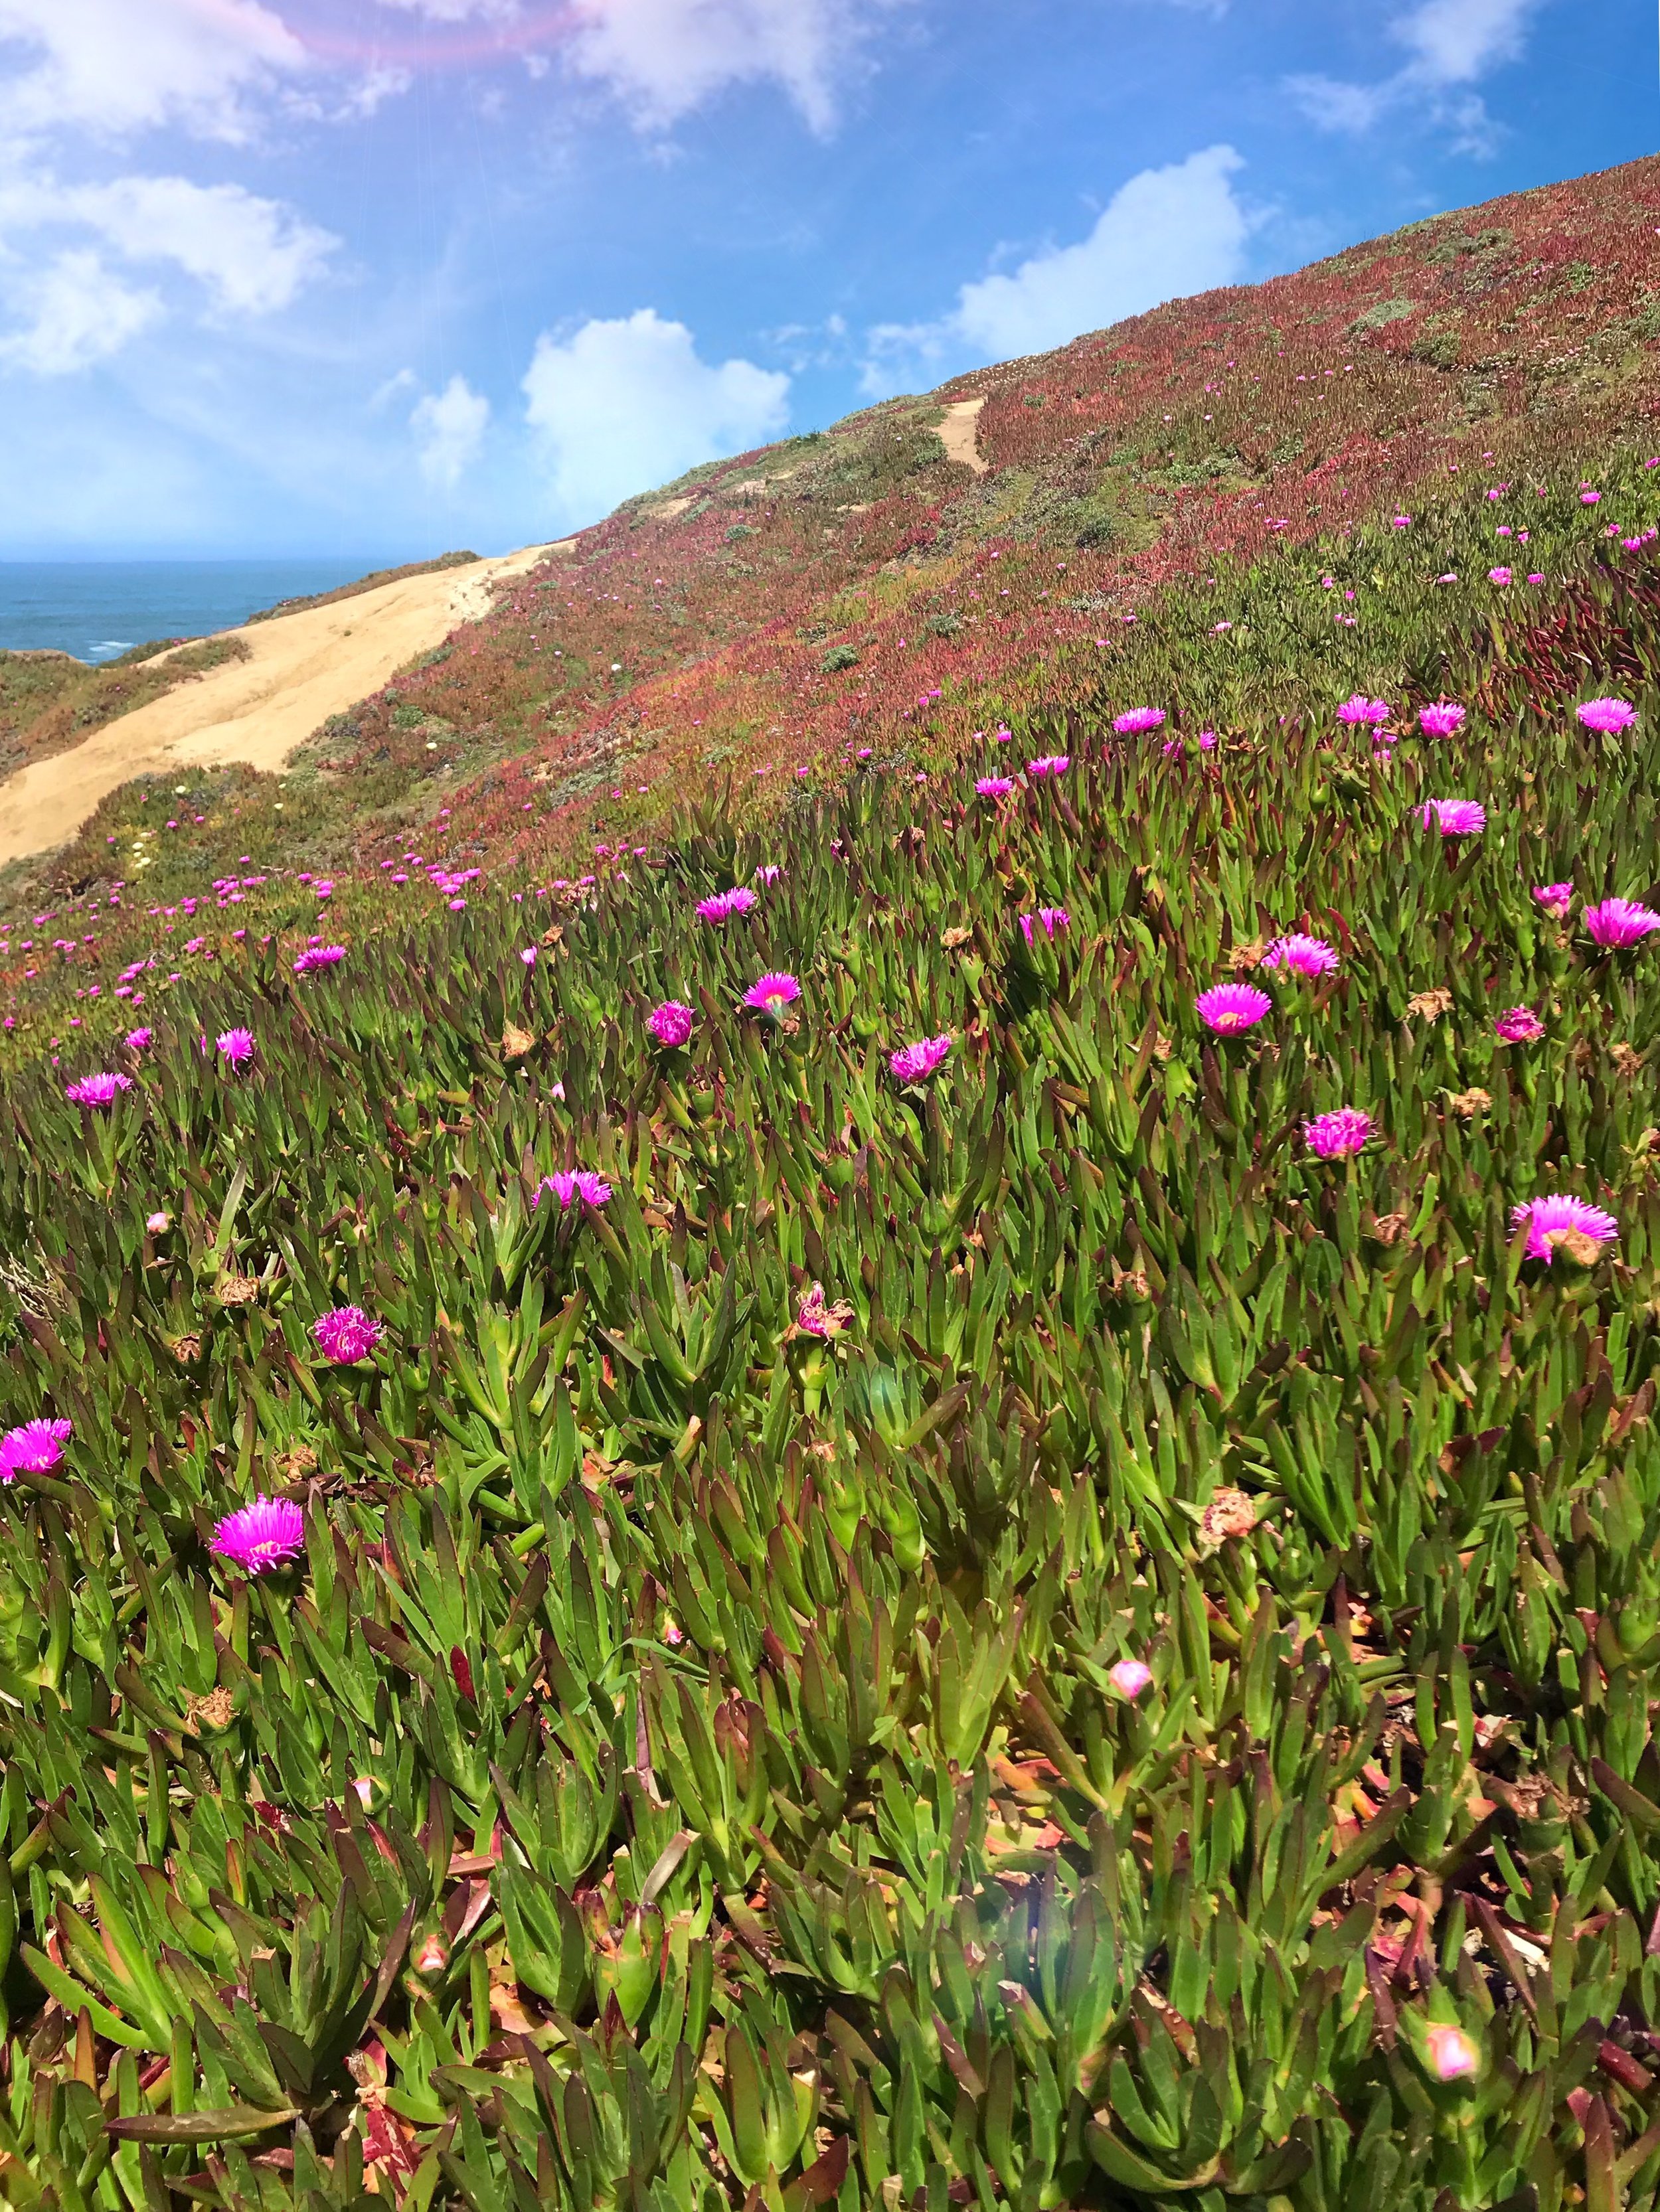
937,397,988,475
0,540,566,866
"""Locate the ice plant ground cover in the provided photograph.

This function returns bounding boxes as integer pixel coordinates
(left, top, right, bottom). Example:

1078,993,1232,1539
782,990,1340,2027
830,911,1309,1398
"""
15,179,1660,2212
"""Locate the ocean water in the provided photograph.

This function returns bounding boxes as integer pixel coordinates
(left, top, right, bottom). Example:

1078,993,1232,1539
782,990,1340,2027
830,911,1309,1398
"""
0,559,401,665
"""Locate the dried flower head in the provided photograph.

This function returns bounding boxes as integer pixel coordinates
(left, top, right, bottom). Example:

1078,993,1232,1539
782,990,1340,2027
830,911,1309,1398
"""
1198,1486,1258,1549
1406,988,1454,1020
1448,1087,1492,1119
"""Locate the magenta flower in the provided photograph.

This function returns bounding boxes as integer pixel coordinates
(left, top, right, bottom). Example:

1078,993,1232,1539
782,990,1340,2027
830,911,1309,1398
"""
1113,707,1165,734
745,971,801,1014
1337,695,1391,726
1577,698,1637,734
65,1071,131,1107
1196,983,1271,1036
1511,1194,1618,1263
535,1168,614,1211
1494,1006,1545,1042
1533,882,1574,919
212,1495,306,1576
889,1033,952,1083
1197,730,1217,750
1020,906,1070,945
754,864,782,885
1424,2026,1481,2083
697,888,757,923
1585,897,1660,947
1418,702,1466,738
216,1028,254,1066
1262,933,1339,979
311,1306,384,1365
293,945,345,975
0,1417,72,1482
976,776,1016,797
647,999,695,1049
1489,566,1513,586
124,1026,153,1051
1027,755,1069,777
1108,1658,1153,1698
1422,799,1485,836
1303,1108,1372,1158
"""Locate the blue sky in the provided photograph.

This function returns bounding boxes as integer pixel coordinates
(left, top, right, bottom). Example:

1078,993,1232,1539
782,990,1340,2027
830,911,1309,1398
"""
0,0,1649,558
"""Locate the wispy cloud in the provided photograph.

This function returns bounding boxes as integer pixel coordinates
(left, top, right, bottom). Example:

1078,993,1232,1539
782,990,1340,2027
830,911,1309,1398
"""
1286,0,1544,155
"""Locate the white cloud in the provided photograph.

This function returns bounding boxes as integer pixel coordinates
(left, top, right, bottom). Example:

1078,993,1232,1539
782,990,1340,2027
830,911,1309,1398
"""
560,0,898,131
41,177,336,315
0,248,161,374
0,0,305,141
861,146,1250,396
523,307,789,518
412,373,491,487
1286,0,1541,148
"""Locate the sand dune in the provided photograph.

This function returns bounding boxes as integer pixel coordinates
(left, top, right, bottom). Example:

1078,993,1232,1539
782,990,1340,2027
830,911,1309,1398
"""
937,396,987,475
0,540,565,867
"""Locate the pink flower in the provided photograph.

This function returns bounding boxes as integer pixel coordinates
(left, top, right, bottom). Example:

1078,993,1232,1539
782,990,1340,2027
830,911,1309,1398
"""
146,1211,170,1233
1303,1108,1372,1157
697,888,757,923
1196,983,1271,1036
0,1417,72,1482
1262,933,1339,979
1489,566,1513,586
216,1028,254,1066
1585,897,1660,947
647,1000,695,1049
1020,906,1070,945
1197,730,1217,750
293,945,345,975
1576,698,1637,734
754,864,783,885
1511,1193,1618,1263
519,947,537,966
535,1168,614,1210
125,1026,153,1050
1113,707,1165,734
745,971,801,1013
1391,514,1411,528
1424,2025,1480,2083
311,1306,384,1365
1581,491,1602,505
1422,799,1485,836
976,776,1015,797
1494,1006,1545,1042
1109,1658,1153,1697
1418,702,1466,737
1337,694,1391,726
212,1495,306,1576
65,1071,131,1107
890,1033,952,1084
1027,755,1070,777
1533,882,1574,919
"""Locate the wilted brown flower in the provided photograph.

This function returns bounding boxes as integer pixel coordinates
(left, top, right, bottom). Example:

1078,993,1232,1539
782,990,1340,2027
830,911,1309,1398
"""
186,1686,236,1731
215,1273,260,1307
501,1022,537,1060
1612,1041,1643,1077
1369,1210,1410,1245
1198,1486,1258,1549
1407,988,1454,1020
1448,1087,1492,1117
941,925,972,951
1228,938,1266,973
